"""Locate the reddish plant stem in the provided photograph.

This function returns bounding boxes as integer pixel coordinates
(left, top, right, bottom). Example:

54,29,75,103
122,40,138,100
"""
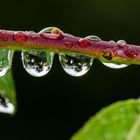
0,29,140,65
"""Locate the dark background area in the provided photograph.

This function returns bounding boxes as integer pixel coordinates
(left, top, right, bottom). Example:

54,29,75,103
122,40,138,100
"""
0,0,140,139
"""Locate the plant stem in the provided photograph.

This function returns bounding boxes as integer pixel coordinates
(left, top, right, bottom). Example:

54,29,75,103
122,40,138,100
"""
0,29,140,65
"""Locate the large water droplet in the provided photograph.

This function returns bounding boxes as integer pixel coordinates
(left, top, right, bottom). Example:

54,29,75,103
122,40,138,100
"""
59,53,93,77
102,62,127,69
21,27,56,77
0,49,13,77
21,50,54,77
0,94,14,114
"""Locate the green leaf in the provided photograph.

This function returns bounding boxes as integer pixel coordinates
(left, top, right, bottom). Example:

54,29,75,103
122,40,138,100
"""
71,99,140,140
0,70,16,115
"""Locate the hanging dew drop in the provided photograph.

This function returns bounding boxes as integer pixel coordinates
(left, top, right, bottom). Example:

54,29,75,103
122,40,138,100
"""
21,50,54,77
58,35,102,77
103,40,127,69
102,63,127,69
59,53,93,77
59,35,102,77
85,36,127,69
0,49,13,77
21,27,58,77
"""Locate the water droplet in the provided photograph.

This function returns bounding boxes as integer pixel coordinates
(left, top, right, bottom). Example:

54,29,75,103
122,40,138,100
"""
78,38,91,48
39,27,64,40
64,42,73,48
109,40,115,43
0,94,14,114
21,50,54,77
117,40,126,47
86,35,101,41
0,49,13,77
64,33,74,48
40,27,62,34
14,32,27,43
59,53,93,77
21,27,56,77
102,62,127,69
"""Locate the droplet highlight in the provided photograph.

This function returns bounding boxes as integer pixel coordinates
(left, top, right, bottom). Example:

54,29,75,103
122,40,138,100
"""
59,53,93,77
21,50,54,77
86,35,102,41
0,49,13,77
102,62,127,69
109,40,115,43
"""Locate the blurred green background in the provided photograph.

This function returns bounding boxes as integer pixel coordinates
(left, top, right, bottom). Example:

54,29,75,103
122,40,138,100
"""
0,0,140,139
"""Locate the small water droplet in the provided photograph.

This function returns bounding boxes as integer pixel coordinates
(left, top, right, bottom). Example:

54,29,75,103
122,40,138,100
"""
117,40,126,47
0,94,14,114
21,50,54,77
109,40,115,43
64,33,74,48
64,42,73,48
59,53,93,77
0,49,13,77
86,35,101,41
14,32,27,43
102,62,127,69
78,38,91,48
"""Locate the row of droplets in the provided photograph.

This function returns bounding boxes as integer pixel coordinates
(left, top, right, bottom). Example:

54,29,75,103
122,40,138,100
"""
0,27,128,77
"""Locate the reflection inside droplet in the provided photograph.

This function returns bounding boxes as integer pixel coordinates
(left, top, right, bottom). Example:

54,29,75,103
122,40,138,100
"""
59,53,93,77
21,50,54,77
